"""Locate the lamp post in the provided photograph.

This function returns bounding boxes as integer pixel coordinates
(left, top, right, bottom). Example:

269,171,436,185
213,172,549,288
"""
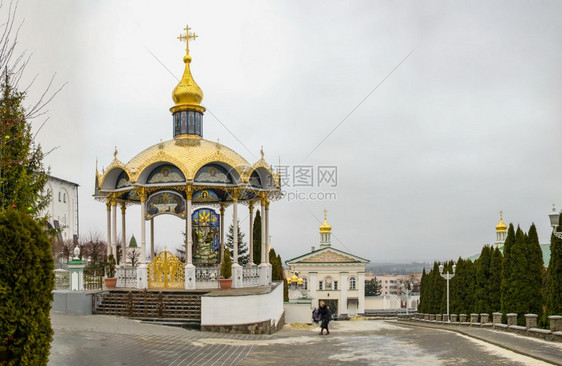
548,204,562,239
439,263,456,322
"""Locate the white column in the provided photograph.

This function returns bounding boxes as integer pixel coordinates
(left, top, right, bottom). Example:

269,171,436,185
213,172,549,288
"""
111,199,117,256
106,200,111,256
220,204,225,262
185,193,195,289
265,201,270,263
258,197,268,285
231,196,242,288
310,272,318,308
232,198,238,263
248,202,254,265
358,272,366,314
120,202,126,268
340,272,348,316
150,218,154,260
137,192,148,289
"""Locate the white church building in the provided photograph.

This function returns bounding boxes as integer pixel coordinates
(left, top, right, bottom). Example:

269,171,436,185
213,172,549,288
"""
285,211,369,317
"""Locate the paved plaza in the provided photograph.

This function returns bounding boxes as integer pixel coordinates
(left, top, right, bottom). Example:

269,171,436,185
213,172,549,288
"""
49,313,562,366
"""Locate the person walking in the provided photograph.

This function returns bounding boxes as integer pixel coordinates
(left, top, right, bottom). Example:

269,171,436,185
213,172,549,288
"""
318,301,331,335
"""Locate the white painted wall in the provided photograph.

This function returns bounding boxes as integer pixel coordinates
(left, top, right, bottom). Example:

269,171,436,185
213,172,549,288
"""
284,301,313,324
201,282,284,327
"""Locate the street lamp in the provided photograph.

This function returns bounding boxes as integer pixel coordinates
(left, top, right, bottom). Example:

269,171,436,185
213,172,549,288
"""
439,263,456,322
548,204,562,239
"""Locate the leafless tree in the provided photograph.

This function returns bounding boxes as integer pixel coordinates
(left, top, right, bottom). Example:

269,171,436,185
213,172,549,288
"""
81,232,107,268
127,248,140,267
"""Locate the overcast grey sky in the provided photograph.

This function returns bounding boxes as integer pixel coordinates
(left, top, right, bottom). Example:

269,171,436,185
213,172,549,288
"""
13,0,562,263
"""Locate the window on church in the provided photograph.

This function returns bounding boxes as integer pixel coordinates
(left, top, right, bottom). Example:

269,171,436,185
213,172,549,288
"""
334,281,338,290
319,281,323,290
58,192,61,202
63,193,66,203
349,277,356,290
324,276,333,290
303,277,308,290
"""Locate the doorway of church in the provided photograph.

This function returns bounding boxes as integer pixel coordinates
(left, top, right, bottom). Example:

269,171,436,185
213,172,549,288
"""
322,299,338,319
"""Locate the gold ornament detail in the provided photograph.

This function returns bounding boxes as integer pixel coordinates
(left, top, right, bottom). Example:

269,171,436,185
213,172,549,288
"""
148,250,185,289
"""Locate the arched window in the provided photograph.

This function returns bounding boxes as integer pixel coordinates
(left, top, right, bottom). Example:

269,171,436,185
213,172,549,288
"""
58,192,61,202
349,277,356,290
324,276,333,290
302,277,308,290
63,193,66,203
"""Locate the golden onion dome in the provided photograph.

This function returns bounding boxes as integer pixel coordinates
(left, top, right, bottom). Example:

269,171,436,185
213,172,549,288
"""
170,26,205,114
297,277,303,286
496,211,507,233
319,209,332,233
287,277,292,284
291,274,298,283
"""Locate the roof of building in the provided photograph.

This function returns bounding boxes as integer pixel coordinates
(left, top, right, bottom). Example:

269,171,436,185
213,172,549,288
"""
467,243,551,267
286,246,370,265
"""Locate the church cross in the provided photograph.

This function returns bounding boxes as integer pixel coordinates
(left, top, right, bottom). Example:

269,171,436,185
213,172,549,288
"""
324,209,328,220
177,25,198,53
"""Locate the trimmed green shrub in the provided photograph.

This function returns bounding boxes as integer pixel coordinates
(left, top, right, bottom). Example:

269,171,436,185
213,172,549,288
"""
0,209,54,365
220,248,232,278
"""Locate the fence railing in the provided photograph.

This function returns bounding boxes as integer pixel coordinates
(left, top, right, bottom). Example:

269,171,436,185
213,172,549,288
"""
242,266,260,287
54,269,70,290
196,266,219,289
84,267,103,291
116,267,138,288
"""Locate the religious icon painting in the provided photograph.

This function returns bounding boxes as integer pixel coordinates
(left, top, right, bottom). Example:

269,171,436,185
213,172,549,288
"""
192,208,220,264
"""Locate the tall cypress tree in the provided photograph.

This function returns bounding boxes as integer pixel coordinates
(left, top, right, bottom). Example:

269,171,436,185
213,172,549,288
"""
0,73,49,216
252,210,262,265
475,246,492,314
431,262,444,314
225,220,249,265
501,223,516,313
526,223,544,317
419,268,427,313
545,218,562,324
488,247,503,313
503,226,530,324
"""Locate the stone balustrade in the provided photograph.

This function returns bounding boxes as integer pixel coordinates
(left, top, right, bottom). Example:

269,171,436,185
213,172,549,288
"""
550,315,562,332
525,314,537,329
402,312,562,342
506,313,517,326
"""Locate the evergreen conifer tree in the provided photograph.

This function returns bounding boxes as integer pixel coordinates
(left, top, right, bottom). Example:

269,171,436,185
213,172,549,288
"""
526,223,544,317
252,210,262,265
418,268,427,313
488,247,503,313
225,220,249,265
475,246,492,314
0,209,54,364
545,218,562,323
501,223,516,313
0,73,49,216
430,262,444,314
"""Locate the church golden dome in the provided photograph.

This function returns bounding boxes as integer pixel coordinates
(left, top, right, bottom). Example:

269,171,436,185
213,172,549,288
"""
496,211,507,233
319,209,332,233
170,25,205,115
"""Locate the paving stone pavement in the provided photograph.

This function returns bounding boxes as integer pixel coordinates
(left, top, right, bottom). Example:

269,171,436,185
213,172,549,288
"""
49,313,560,366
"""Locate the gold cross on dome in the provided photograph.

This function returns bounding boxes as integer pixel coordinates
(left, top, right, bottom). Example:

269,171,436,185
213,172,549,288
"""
324,209,328,220
177,25,198,53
